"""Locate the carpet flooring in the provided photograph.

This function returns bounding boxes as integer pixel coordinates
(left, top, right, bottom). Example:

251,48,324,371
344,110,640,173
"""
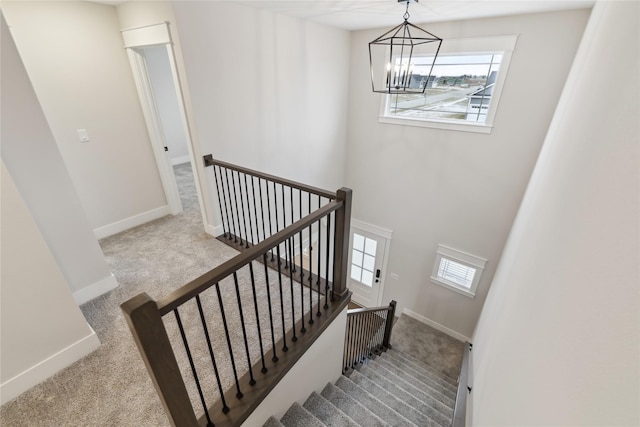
1,163,465,426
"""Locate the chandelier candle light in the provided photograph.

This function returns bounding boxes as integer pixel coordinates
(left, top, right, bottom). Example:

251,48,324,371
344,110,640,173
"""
369,0,442,94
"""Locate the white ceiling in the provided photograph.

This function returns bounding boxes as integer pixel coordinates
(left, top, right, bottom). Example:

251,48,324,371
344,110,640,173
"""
89,0,595,31
233,0,595,30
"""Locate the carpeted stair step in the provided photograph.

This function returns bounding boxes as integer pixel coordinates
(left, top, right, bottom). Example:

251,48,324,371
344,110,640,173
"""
263,416,285,427
348,370,444,427
358,366,453,425
386,349,458,386
376,353,457,399
370,358,457,402
334,375,418,427
302,391,360,427
320,382,390,427
279,402,324,427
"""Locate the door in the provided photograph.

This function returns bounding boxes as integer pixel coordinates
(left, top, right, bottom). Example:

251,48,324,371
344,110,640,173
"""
348,221,392,307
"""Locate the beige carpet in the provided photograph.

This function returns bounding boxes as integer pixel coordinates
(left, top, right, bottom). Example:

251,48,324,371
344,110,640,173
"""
0,164,316,426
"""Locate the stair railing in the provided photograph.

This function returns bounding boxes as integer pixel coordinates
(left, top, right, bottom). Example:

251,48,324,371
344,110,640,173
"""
342,300,397,373
121,160,352,427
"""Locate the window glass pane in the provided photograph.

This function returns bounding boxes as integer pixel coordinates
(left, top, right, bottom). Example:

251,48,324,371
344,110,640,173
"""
361,269,374,287
438,258,476,288
386,53,504,125
364,238,377,256
353,233,365,251
351,266,362,282
352,249,364,267
363,254,375,271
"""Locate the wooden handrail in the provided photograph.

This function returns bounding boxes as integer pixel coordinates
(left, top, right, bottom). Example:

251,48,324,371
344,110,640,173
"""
157,200,342,315
203,155,336,200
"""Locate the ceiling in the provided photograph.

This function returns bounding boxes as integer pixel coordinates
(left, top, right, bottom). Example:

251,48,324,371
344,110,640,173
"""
231,0,594,30
90,0,595,31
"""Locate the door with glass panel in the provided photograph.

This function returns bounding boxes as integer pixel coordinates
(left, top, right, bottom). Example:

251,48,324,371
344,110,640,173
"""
348,226,387,307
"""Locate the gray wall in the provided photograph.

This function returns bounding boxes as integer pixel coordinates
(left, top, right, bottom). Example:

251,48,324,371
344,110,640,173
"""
471,1,639,424
345,9,591,338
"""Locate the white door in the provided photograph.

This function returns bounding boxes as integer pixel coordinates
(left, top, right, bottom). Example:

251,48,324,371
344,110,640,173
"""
348,221,392,307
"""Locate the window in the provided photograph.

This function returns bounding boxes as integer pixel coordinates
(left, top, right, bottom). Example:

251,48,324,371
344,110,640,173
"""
350,232,377,287
431,244,487,298
379,35,518,133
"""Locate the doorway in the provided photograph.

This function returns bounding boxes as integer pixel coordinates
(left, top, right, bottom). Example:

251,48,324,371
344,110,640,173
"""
121,22,205,222
348,220,392,307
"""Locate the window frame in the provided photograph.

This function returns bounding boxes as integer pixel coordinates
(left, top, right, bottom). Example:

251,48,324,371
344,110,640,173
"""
378,35,518,134
430,244,487,298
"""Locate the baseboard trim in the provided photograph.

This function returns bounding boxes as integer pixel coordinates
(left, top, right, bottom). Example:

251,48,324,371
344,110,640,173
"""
73,273,119,305
403,308,471,342
93,205,171,240
0,327,100,405
171,155,190,166
207,223,223,237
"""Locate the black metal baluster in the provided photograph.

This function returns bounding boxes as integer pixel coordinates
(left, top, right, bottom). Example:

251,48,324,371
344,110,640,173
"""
231,170,244,245
308,192,314,325
258,178,267,242
213,165,229,238
224,168,238,242
298,189,304,284
265,183,274,260
287,237,297,342
262,253,278,362
324,211,331,309
232,272,256,386
214,282,243,399
248,262,267,374
173,308,214,427
281,185,288,269
235,171,248,247
331,211,337,302
290,187,296,272
243,174,254,247
275,245,288,352
250,176,260,243
195,295,230,415
315,217,322,318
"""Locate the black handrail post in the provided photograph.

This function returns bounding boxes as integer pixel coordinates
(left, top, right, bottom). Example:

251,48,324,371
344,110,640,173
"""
382,300,397,349
120,293,198,426
333,187,352,299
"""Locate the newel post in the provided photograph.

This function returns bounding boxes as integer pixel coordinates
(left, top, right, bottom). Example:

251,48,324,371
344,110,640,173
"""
382,300,397,349
120,293,198,426
333,187,352,299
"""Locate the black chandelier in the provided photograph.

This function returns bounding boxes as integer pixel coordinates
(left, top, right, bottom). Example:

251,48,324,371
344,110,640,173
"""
369,0,442,94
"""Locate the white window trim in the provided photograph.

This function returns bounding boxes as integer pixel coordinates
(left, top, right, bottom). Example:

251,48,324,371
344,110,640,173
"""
430,244,487,298
378,35,519,134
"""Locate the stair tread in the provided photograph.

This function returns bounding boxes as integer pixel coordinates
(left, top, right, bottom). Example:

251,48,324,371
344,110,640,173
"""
263,416,285,427
378,351,458,395
387,349,458,385
349,371,445,427
321,382,390,427
335,376,418,427
280,402,325,427
303,391,360,427
369,358,457,404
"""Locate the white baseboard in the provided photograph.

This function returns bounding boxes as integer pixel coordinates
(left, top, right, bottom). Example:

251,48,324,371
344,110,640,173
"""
73,273,119,305
93,205,171,240
0,327,100,405
403,308,471,342
171,155,190,165
206,223,223,237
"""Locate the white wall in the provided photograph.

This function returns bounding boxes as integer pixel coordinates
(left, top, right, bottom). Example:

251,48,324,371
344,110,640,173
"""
171,2,350,227
0,17,100,404
143,45,190,164
2,1,168,233
1,11,116,300
345,9,590,339
470,1,639,425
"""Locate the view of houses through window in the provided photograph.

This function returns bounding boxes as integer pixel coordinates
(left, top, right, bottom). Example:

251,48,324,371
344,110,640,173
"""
385,53,503,124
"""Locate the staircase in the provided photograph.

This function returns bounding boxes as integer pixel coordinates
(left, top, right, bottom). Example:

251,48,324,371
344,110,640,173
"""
263,348,458,427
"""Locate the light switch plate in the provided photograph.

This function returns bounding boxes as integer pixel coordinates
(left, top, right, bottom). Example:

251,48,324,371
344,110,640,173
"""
77,129,90,143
